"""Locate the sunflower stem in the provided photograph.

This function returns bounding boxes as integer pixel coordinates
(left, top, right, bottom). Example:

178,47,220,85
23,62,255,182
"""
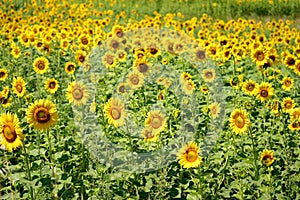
23,144,34,200
248,128,258,180
46,130,58,199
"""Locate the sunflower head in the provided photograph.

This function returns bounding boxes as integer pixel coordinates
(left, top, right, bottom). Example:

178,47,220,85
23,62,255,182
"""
0,68,8,81
255,82,274,102
12,77,26,98
281,77,294,91
208,102,221,119
144,110,167,134
66,81,90,106
26,99,58,131
33,57,49,74
242,79,258,96
177,141,202,168
126,71,144,90
202,68,216,82
229,108,250,135
0,112,24,152
104,97,127,127
142,128,158,142
261,150,275,167
44,78,59,94
200,85,209,94
65,62,76,75
182,79,195,95
282,97,296,113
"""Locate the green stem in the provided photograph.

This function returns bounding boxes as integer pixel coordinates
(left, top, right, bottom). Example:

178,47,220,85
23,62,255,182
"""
248,128,259,180
23,144,34,200
46,130,58,199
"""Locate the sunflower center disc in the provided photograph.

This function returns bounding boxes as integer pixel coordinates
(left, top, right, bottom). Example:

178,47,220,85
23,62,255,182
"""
285,103,292,109
38,62,45,70
72,88,83,100
49,82,56,89
151,117,162,129
187,150,197,162
35,108,50,123
16,84,23,93
131,77,139,85
145,131,154,139
285,81,291,87
138,63,148,73
106,56,113,65
261,90,268,97
3,125,16,143
257,53,264,61
111,108,121,120
205,72,212,78
247,84,254,91
68,65,75,71
235,115,245,128
82,38,88,45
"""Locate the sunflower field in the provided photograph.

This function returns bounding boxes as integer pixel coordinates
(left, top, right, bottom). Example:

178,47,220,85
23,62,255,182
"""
1,0,300,199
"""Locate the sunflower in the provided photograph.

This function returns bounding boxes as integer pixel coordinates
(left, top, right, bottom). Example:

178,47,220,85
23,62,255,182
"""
26,99,58,131
147,46,160,57
78,34,91,47
294,60,300,76
288,120,300,131
282,97,296,113
12,77,26,97
242,79,258,96
290,108,300,121
44,78,59,94
60,39,69,50
2,97,12,108
162,78,172,89
66,81,89,106
281,76,294,91
75,50,87,65
208,102,221,119
0,68,8,81
142,128,158,142
229,76,242,89
229,108,250,135
134,60,151,76
202,68,216,82
104,97,127,127
200,85,209,94
182,79,195,95
126,71,144,90
193,48,207,61
284,54,296,69
65,62,76,75
144,110,167,134
180,72,192,84
271,99,280,114
0,112,24,152
177,141,202,168
251,47,268,66
116,82,128,94
33,56,49,74
255,82,274,102
261,150,275,167
112,25,125,38
116,50,127,62
10,45,21,58
1,86,9,99
107,38,122,51
102,53,117,68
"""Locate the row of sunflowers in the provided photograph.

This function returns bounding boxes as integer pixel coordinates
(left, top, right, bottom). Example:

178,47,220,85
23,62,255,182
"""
0,0,300,199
